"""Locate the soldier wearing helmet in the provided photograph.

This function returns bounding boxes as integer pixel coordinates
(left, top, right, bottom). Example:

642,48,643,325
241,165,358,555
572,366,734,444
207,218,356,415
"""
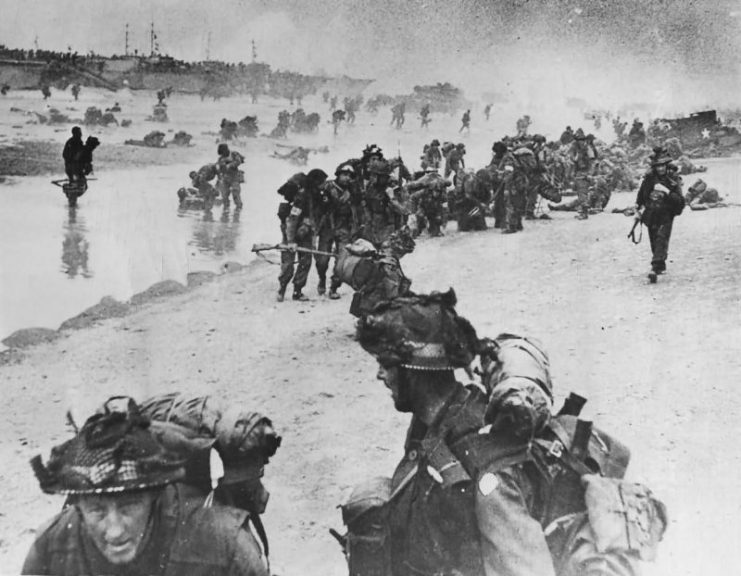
216,143,245,211
314,164,358,299
335,291,667,576
634,148,685,282
569,128,599,220
23,398,268,576
444,143,466,183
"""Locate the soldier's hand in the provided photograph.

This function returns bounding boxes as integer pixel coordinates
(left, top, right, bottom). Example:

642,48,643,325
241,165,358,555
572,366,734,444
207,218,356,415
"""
285,242,298,253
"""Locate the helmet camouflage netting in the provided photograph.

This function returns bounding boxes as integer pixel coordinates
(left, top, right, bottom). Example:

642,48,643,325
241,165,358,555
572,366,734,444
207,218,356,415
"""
31,397,185,495
356,289,479,370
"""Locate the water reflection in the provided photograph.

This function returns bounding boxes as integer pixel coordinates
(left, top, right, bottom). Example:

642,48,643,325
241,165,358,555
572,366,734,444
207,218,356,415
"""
188,207,242,255
61,206,92,278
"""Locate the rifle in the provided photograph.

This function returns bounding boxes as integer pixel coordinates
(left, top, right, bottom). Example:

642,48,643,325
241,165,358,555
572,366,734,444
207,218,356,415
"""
627,218,642,244
251,243,336,257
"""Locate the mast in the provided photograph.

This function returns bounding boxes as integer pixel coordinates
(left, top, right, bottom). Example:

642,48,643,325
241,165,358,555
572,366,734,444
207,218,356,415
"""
125,23,130,56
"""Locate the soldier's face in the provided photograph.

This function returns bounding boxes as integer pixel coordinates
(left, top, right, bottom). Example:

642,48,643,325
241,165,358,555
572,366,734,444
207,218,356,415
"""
654,164,667,176
77,490,157,565
377,364,412,412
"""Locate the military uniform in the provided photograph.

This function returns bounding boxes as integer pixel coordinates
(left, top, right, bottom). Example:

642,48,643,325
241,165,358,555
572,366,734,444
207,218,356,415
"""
23,484,266,576
635,159,684,277
278,179,315,300
23,398,268,576
500,149,530,233
454,170,491,232
341,295,667,576
406,171,449,237
315,178,356,296
569,133,598,219
217,151,244,210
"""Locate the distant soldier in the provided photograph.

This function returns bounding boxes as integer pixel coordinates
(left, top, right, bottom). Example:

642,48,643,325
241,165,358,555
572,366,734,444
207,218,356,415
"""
484,103,492,121
216,144,245,211
422,139,442,170
516,114,531,137
500,144,533,233
41,84,51,100
444,143,466,183
332,109,346,135
406,167,450,237
419,103,431,128
277,172,316,302
459,109,471,133
315,166,354,298
569,129,599,220
179,163,219,211
364,161,406,246
559,125,575,145
70,83,81,101
634,150,685,282
0,83,10,96
628,119,646,148
685,178,723,210
454,169,492,231
62,126,85,183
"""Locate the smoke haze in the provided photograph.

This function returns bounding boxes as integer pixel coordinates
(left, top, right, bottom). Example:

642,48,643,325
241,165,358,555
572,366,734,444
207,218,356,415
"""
3,0,740,116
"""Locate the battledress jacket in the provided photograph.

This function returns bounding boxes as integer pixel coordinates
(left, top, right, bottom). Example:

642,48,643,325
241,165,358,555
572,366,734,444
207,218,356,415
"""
635,172,683,226
22,483,268,576
387,386,557,576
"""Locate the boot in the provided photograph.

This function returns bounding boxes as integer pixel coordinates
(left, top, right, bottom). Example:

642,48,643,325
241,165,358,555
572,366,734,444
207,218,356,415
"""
317,277,326,296
293,291,309,302
277,285,287,302
575,212,588,220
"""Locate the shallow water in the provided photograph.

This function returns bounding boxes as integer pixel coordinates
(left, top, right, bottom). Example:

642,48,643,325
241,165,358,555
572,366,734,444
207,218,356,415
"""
1,86,740,343
0,163,280,341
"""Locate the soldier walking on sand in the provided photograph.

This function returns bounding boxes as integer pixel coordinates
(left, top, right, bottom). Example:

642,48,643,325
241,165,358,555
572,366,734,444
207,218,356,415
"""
634,149,685,283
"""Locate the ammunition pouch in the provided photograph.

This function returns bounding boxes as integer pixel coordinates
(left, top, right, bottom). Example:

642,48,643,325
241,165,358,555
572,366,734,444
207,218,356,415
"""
582,474,667,561
237,169,245,183
340,477,393,576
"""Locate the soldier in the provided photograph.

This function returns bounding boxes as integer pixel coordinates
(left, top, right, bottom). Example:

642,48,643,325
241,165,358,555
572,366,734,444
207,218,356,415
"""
332,227,415,317
459,109,471,133
70,83,80,101
685,178,724,210
423,139,442,170
406,167,450,237
62,126,85,183
500,144,532,234
569,129,599,220
484,103,492,121
23,398,268,576
634,151,685,282
419,103,431,128
277,172,316,302
560,125,575,146
216,143,245,211
337,290,667,576
516,114,531,137
628,119,646,148
316,165,356,299
179,164,219,211
454,169,492,232
363,160,407,246
444,142,466,183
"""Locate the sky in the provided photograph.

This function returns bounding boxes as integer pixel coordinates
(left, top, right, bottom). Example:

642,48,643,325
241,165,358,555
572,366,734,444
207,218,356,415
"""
2,0,741,113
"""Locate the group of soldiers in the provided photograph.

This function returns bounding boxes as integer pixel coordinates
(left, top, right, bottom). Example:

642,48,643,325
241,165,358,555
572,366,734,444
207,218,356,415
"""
24,288,668,576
